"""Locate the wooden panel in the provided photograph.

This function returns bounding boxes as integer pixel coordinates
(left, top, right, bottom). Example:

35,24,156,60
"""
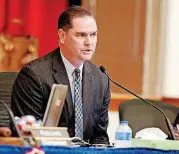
0,137,23,146
110,93,179,111
162,97,179,108
89,0,146,94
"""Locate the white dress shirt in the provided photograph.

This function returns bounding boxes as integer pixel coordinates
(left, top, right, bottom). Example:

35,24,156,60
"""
60,51,83,103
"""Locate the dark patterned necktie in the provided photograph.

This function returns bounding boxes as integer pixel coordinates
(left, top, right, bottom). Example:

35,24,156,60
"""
73,69,83,139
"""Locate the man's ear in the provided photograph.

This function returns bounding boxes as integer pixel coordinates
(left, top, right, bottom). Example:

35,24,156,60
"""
58,29,66,44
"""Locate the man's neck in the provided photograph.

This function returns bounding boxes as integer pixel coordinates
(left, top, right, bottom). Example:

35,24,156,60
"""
60,51,84,68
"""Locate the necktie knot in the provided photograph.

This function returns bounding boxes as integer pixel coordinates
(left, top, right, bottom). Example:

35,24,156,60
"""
74,69,80,79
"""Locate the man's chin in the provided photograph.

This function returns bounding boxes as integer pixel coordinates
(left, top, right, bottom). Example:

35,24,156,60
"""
83,58,92,61
81,55,93,61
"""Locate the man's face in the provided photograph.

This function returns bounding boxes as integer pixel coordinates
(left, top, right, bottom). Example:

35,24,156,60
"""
60,16,98,66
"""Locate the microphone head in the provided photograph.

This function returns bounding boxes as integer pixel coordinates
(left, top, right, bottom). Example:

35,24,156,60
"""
99,66,106,74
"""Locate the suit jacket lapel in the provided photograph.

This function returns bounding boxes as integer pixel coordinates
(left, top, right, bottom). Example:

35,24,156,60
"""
82,61,94,132
52,48,73,120
52,49,94,133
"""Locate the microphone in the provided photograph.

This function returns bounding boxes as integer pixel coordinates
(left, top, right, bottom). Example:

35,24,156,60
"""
0,100,29,145
100,66,176,140
71,137,113,147
71,137,91,147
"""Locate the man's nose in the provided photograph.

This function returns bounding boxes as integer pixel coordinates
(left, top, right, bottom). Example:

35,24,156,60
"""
84,36,92,45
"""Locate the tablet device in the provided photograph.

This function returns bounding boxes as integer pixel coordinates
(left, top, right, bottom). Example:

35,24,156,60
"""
42,84,68,127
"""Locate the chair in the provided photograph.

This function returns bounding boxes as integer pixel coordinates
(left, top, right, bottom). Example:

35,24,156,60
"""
0,72,18,127
119,99,179,137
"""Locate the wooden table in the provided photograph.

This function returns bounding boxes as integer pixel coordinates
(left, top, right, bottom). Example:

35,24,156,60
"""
0,137,23,146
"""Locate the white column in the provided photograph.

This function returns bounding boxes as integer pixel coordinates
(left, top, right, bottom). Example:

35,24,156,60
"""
162,0,179,98
107,111,119,144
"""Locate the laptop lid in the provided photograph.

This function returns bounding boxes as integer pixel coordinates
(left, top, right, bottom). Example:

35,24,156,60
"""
42,84,68,127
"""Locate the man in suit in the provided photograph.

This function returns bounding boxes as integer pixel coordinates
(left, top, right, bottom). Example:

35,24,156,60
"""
11,6,110,144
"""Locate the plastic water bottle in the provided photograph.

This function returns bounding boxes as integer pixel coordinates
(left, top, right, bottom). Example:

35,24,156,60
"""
114,120,132,148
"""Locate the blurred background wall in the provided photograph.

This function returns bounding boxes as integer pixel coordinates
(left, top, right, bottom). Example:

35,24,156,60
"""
83,0,179,100
0,0,179,143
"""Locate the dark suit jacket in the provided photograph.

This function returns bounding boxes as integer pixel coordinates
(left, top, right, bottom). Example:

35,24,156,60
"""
11,48,110,144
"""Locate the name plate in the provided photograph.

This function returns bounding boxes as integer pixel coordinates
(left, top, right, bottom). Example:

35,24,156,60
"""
30,127,69,137
35,138,72,146
30,127,72,146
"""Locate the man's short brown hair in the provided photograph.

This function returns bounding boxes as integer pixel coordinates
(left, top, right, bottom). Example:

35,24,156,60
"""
58,5,93,31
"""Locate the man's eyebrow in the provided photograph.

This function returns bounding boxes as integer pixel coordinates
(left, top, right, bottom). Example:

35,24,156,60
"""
76,31,98,34
90,30,98,34
76,32,86,34
93,30,98,33
91,31,98,34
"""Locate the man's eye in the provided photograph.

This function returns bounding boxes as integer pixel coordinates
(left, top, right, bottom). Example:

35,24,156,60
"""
91,33,97,37
77,33,86,37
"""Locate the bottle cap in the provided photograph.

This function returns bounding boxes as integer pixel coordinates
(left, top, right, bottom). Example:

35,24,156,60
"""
120,120,128,124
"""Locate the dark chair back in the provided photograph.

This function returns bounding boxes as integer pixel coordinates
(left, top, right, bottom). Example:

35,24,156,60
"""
0,72,18,127
119,99,179,137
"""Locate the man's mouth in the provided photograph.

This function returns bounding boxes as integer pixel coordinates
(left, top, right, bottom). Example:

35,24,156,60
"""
82,49,92,52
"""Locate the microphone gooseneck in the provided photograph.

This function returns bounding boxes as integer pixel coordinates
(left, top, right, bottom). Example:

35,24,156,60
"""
0,100,28,145
100,66,176,140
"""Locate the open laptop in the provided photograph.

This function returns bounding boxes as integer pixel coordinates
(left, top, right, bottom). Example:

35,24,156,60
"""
42,84,68,127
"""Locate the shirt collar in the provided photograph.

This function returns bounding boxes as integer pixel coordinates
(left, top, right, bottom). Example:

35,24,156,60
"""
60,51,83,79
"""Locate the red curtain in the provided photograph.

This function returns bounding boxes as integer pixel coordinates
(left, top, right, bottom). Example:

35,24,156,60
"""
0,0,68,56
0,0,5,31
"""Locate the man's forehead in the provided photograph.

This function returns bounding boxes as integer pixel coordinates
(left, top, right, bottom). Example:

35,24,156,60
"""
71,16,97,30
